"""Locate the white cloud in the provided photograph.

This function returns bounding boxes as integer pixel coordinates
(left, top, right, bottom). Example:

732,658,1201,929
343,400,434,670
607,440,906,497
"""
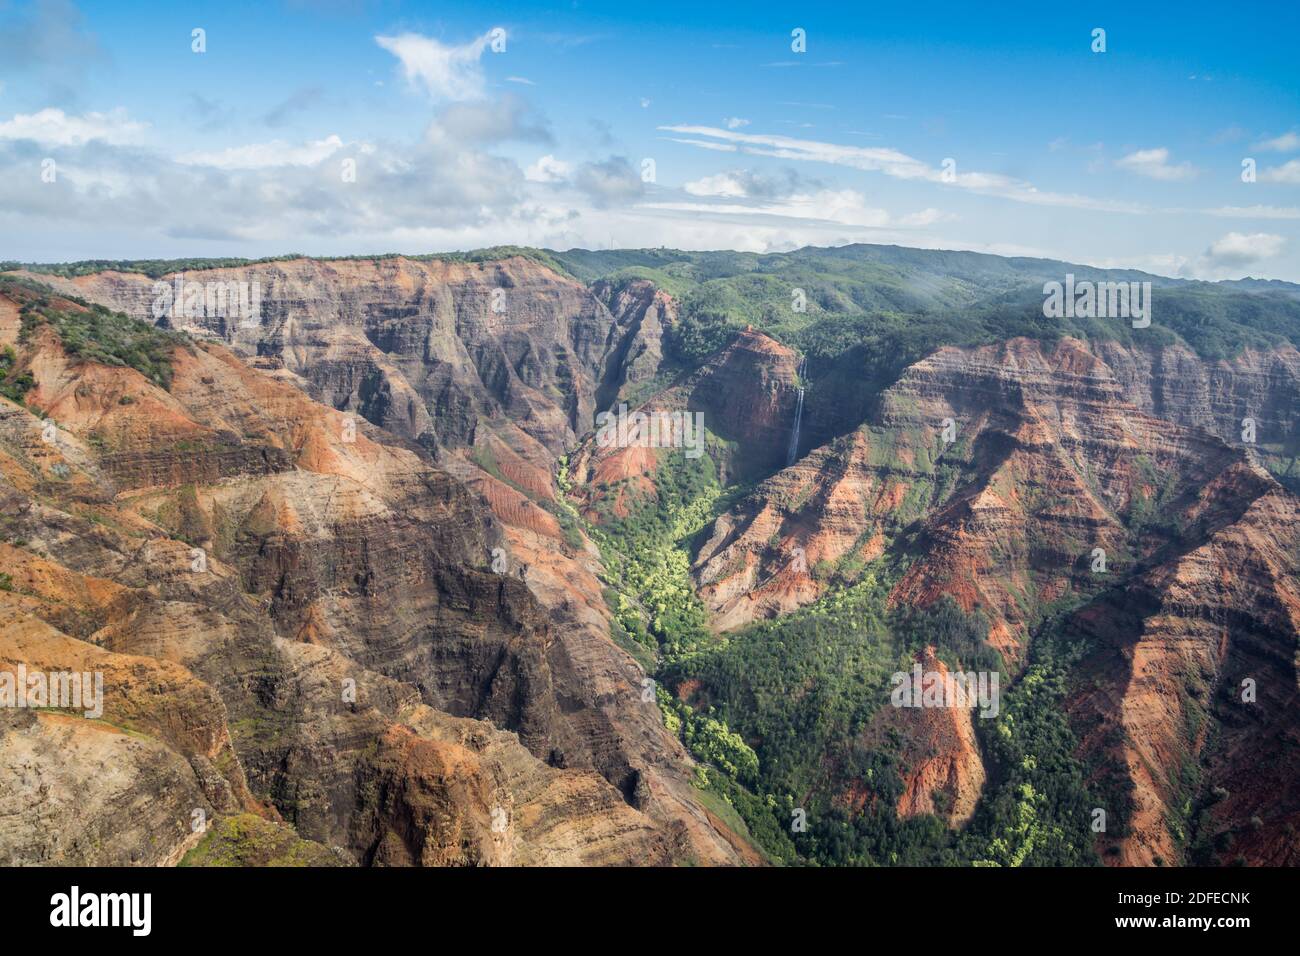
0,124,525,249
176,135,345,169
574,157,643,205
1261,159,1300,184
1089,253,1191,277
506,76,535,86
1204,231,1285,267
665,137,738,153
375,32,492,101
662,125,930,178
639,98,651,109
1253,131,1300,152
660,125,1143,211
1203,205,1300,220
682,167,817,200
723,117,750,129
525,154,571,183
684,172,749,197
543,199,981,255
648,187,949,230
428,95,549,145
0,107,146,146
1115,147,1197,181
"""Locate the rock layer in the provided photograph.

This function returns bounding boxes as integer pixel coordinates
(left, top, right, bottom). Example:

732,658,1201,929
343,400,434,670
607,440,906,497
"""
0,280,751,865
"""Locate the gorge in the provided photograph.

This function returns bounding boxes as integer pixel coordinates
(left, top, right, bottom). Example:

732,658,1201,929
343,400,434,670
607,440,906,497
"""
1,243,1297,867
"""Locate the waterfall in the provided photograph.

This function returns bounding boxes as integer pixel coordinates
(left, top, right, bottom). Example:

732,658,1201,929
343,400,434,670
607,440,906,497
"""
786,356,806,467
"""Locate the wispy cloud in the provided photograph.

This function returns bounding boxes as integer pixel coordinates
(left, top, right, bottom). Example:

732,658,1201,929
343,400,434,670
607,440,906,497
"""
683,167,818,199
176,135,347,169
1253,131,1300,152
660,125,1142,211
1203,205,1300,220
1261,159,1300,184
0,107,146,146
375,31,495,101
646,188,947,230
664,137,738,153
1116,147,1197,181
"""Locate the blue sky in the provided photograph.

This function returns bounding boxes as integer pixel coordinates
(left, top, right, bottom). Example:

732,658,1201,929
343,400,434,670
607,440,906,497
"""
2,0,1299,279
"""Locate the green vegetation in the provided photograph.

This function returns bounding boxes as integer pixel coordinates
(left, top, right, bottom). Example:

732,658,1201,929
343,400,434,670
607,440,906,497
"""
0,345,35,404
586,445,725,661
180,813,345,867
657,684,759,786
661,583,1027,866
548,244,1300,367
695,768,798,865
12,243,1299,367
957,662,1100,866
9,242,1289,868
3,255,309,280
664,572,899,803
892,597,1002,675
574,440,807,853
570,402,1106,866
3,276,187,389
2,245,574,282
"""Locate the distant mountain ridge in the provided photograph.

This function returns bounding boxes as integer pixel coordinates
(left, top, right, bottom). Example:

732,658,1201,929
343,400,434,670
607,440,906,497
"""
10,241,1300,291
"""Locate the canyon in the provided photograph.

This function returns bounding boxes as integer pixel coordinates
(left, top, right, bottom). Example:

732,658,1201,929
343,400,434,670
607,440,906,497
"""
2,245,1297,867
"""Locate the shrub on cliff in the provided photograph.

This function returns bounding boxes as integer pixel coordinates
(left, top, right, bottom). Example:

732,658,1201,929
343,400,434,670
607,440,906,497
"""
3,277,188,390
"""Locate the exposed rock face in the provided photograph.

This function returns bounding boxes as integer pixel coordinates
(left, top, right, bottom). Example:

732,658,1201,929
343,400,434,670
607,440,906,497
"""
0,280,751,866
591,278,674,408
862,651,987,826
15,257,1298,869
685,329,800,477
1062,470,1300,866
1097,340,1300,453
694,338,1253,650
37,261,761,864
684,334,1300,863
37,258,765,864
568,328,800,524
29,257,624,459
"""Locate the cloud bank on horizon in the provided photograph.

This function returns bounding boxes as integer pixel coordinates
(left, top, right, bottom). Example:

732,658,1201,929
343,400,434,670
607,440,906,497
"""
0,0,1298,280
